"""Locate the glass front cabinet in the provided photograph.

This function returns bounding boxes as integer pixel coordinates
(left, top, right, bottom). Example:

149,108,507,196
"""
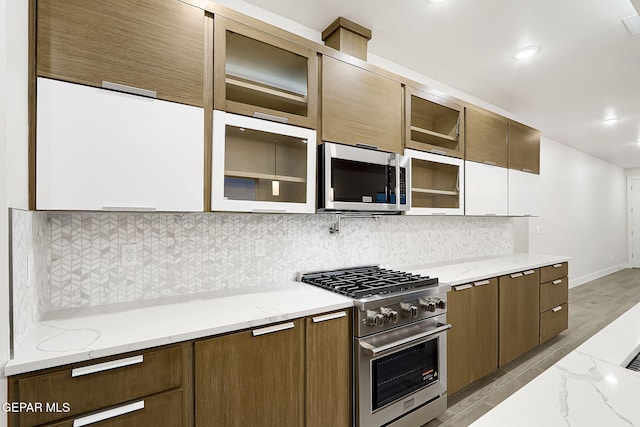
405,149,464,215
214,16,318,129
212,111,316,213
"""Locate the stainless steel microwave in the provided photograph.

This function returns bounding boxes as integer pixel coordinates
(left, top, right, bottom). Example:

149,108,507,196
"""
318,142,409,212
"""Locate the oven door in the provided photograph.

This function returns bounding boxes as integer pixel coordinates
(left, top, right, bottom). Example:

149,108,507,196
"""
320,142,408,211
356,315,450,427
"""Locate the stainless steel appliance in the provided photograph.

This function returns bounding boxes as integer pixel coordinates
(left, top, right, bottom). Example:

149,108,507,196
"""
317,142,409,212
299,266,450,427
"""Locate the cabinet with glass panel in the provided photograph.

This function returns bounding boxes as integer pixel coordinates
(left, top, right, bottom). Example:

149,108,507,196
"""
211,111,316,213
214,16,318,129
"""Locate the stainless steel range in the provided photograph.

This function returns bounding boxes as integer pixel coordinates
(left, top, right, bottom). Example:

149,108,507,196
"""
299,266,451,427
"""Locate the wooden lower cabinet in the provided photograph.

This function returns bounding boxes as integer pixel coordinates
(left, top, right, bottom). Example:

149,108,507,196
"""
447,278,498,395
195,320,304,427
8,344,192,427
305,310,352,427
499,269,540,367
539,263,569,344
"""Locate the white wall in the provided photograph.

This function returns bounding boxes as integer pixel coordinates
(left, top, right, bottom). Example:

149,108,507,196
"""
1,0,29,420
528,137,628,287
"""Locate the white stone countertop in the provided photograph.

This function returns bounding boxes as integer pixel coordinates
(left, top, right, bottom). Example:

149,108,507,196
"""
404,252,571,286
4,282,353,376
471,301,640,427
5,253,571,377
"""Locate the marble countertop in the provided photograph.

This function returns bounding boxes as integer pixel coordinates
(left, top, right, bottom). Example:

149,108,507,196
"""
404,253,571,286
5,252,571,377
4,282,353,376
471,301,640,427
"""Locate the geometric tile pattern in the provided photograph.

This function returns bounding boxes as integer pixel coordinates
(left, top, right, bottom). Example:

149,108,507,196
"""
10,209,49,350
43,212,514,310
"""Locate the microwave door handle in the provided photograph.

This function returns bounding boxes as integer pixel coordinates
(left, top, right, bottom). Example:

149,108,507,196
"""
360,323,452,356
389,153,400,208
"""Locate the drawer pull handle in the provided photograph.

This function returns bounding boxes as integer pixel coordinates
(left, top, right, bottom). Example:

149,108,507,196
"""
102,206,157,212
312,311,347,323
430,148,448,155
553,263,563,268
552,279,563,285
71,355,143,378
552,306,563,313
483,160,497,166
252,322,295,337
474,280,490,287
454,284,473,291
355,142,379,150
523,270,535,275
102,81,156,99
73,400,144,426
522,168,533,173
252,111,289,123
510,273,523,278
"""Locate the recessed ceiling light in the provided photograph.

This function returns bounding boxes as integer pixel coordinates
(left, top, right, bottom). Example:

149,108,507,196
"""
512,46,541,60
603,117,620,125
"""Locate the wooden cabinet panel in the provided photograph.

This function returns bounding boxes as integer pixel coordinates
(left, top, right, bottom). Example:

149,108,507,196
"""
508,122,540,174
465,108,507,167
214,16,318,129
305,310,352,427
540,303,569,344
540,262,568,283
464,160,508,216
499,270,540,367
540,277,569,313
195,321,304,427
322,55,402,153
36,78,204,211
44,389,183,427
37,0,204,107
12,346,183,426
447,278,498,395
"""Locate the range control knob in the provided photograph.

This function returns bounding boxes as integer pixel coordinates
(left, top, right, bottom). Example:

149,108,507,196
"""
401,303,419,318
367,310,385,327
381,307,399,324
420,299,437,312
436,299,446,310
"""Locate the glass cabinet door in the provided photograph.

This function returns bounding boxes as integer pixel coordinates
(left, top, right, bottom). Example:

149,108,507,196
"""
405,149,464,215
214,16,318,129
405,87,463,158
212,110,316,213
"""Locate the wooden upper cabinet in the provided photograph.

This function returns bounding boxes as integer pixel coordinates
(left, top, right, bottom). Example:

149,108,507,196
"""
508,122,540,174
465,108,508,167
214,16,318,129
321,55,403,153
406,87,463,158
36,0,205,107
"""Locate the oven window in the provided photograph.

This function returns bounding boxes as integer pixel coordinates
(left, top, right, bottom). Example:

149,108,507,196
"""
371,339,439,410
331,158,389,203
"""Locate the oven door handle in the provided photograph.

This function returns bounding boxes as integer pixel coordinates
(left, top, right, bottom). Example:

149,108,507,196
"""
359,323,452,356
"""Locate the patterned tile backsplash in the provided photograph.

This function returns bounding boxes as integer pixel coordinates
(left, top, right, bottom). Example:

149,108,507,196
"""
12,211,514,315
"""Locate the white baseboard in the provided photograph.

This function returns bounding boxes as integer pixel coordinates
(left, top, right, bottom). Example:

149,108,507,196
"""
569,263,630,288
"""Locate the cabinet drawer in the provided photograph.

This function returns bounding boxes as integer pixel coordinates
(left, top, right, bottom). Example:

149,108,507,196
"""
540,277,568,313
15,346,182,426
44,389,183,427
540,303,568,344
540,262,568,283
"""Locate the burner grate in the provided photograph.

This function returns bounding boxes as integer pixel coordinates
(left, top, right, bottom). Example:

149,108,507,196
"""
627,352,640,372
300,266,438,299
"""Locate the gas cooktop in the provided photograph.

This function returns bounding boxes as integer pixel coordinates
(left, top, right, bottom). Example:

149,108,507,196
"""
298,265,438,299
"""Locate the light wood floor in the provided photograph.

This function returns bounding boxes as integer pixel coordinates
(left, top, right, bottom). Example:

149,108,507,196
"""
424,268,640,427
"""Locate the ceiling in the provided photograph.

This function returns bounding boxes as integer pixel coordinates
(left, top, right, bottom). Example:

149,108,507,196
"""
222,0,640,168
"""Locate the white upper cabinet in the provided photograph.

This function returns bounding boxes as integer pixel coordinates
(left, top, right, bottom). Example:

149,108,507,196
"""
211,110,316,213
464,161,508,216
36,77,204,211
405,149,464,215
508,169,541,217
